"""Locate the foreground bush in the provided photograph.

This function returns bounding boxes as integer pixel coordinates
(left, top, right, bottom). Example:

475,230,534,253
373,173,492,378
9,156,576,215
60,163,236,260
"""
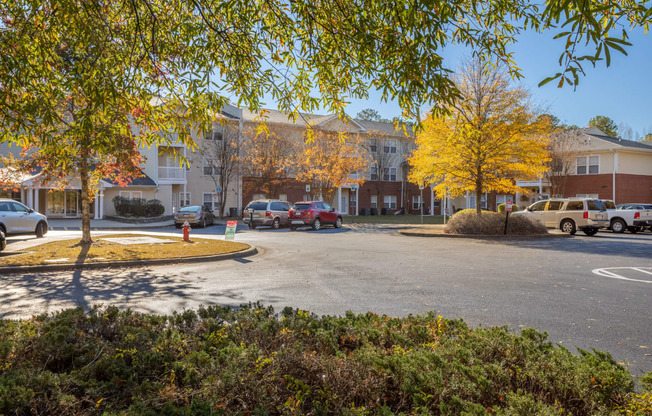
0,305,646,415
446,209,547,235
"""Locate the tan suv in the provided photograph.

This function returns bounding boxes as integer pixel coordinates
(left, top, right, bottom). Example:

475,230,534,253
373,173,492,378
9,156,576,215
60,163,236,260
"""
514,198,609,235
243,199,293,229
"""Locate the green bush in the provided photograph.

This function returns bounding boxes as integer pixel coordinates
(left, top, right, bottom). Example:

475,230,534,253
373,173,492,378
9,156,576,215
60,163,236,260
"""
446,209,547,235
0,305,642,415
497,203,520,213
112,196,165,217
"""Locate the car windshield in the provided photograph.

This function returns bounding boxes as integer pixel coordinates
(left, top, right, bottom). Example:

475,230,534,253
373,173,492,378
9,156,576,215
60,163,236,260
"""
246,202,268,210
179,206,200,212
294,203,312,210
602,200,616,210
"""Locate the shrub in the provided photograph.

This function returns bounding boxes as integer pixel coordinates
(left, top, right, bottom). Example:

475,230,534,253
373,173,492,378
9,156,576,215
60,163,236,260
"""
497,203,520,213
112,197,165,218
446,209,547,235
0,305,640,415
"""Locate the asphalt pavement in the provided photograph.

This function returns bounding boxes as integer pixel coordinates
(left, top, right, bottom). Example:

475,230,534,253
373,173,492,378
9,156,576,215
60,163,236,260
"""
1,222,651,374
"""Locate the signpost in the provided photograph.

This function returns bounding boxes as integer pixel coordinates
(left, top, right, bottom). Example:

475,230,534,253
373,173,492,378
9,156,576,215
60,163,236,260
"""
225,220,237,240
504,199,513,235
419,184,424,224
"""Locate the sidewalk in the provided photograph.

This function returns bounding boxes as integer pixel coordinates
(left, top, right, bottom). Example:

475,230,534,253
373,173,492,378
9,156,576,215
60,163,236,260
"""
47,218,176,231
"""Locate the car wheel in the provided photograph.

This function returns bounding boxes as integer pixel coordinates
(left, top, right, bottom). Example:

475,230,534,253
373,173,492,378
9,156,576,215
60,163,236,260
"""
334,217,342,228
312,218,321,231
583,228,598,236
610,219,626,233
35,221,46,238
200,218,206,228
0,236,5,252
0,224,6,236
272,218,280,229
560,219,576,235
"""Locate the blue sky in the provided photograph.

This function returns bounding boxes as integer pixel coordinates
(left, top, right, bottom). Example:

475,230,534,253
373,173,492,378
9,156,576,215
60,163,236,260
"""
342,28,652,138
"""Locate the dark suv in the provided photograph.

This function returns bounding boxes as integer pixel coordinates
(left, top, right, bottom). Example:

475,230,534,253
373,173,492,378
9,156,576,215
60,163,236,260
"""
243,199,293,229
288,201,342,231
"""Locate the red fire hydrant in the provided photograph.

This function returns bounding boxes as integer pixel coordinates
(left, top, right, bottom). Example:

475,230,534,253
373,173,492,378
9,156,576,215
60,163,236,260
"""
182,221,191,242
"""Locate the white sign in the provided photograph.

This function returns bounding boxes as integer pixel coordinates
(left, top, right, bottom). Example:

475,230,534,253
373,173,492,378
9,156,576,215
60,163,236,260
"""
305,184,311,192
506,200,513,212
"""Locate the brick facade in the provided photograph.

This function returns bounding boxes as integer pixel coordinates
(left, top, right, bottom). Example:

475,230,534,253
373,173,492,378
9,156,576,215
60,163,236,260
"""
564,173,652,203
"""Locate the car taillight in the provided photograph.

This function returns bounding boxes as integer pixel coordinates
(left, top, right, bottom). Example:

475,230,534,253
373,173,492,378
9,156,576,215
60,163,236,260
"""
583,211,589,219
266,211,271,217
635,212,640,219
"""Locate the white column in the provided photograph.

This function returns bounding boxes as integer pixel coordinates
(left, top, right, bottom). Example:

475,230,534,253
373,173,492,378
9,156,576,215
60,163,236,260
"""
337,187,342,212
34,187,39,212
27,187,33,208
99,190,104,219
94,191,99,218
538,177,543,195
430,187,434,216
355,186,359,215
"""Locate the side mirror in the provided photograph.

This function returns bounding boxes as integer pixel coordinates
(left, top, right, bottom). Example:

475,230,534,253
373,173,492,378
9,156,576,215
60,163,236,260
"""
330,208,335,212
28,208,34,214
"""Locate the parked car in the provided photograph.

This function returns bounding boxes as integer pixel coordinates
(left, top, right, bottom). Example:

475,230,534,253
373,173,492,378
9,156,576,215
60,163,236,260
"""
513,198,608,235
288,201,342,231
615,203,652,232
242,199,293,229
0,229,5,252
0,198,48,238
174,205,215,228
601,200,652,233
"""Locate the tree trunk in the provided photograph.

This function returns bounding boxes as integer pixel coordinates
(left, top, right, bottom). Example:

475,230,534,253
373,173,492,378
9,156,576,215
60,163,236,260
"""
476,187,483,216
79,151,92,244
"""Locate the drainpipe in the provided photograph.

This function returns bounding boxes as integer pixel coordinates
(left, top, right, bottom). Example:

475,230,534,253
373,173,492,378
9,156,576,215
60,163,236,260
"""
611,149,617,202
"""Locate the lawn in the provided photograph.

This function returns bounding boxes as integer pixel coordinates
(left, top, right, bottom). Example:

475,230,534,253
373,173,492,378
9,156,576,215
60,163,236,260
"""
0,234,250,267
345,214,446,224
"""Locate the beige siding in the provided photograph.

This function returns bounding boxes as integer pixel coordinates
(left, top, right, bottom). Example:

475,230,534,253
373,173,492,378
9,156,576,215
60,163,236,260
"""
618,151,652,175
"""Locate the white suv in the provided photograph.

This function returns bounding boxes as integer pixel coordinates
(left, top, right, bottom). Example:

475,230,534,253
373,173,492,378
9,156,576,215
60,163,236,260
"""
513,198,609,236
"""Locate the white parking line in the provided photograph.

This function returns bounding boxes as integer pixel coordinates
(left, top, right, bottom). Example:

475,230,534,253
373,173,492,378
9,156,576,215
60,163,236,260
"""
592,267,652,284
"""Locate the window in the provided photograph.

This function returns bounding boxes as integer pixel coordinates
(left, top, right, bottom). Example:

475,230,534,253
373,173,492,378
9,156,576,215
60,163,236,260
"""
203,158,218,176
576,155,599,175
370,143,377,153
383,167,397,181
383,195,397,210
179,192,191,206
270,202,285,211
303,194,310,201
530,200,547,211
203,193,219,211
119,191,142,200
322,203,333,211
370,166,378,181
547,201,563,210
278,194,288,201
566,201,584,211
384,139,397,154
370,195,378,209
252,193,266,201
206,128,223,141
412,195,421,210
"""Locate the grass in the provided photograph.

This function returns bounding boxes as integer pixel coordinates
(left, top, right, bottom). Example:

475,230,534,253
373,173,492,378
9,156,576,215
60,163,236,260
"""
0,304,649,415
0,233,250,267
345,214,446,225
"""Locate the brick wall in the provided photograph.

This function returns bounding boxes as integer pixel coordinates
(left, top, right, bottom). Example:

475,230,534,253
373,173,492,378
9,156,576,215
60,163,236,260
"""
564,173,652,203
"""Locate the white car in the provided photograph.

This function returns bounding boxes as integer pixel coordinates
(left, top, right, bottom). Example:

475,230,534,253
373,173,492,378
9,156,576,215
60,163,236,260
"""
513,198,609,235
0,198,48,238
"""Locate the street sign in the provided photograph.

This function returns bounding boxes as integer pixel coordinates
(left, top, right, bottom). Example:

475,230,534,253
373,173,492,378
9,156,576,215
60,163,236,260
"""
216,186,222,193
350,183,357,190
305,184,310,192
505,200,513,212
225,220,237,240
419,183,424,190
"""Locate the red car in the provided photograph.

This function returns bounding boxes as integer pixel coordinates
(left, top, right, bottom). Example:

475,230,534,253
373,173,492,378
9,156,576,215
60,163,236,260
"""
288,201,343,231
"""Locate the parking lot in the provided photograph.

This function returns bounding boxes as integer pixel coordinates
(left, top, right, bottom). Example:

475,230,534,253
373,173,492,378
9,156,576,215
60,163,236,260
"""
1,223,651,374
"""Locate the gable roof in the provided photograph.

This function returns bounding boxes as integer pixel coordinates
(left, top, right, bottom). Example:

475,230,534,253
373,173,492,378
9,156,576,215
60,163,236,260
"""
581,128,652,152
240,108,336,127
102,171,157,187
354,119,414,137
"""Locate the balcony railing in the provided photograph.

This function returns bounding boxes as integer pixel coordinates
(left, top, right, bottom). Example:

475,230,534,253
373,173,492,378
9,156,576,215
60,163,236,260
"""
158,166,186,180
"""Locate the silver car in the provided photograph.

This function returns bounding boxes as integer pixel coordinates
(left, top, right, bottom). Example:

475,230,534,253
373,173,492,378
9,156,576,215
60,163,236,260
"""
174,205,215,228
0,198,49,238
243,199,293,229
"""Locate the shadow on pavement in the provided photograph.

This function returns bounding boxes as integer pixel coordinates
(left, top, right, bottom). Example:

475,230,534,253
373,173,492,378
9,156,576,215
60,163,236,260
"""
488,232,652,260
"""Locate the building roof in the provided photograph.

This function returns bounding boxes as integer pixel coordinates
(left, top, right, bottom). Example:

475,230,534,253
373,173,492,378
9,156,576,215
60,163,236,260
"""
354,119,414,137
102,171,157,187
581,128,652,152
241,108,336,127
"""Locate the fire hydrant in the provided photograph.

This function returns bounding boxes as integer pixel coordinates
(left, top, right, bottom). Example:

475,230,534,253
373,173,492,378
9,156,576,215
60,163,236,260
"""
182,221,191,242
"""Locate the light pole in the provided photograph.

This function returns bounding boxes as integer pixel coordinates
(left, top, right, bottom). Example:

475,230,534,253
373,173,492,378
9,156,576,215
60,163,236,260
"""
419,183,424,224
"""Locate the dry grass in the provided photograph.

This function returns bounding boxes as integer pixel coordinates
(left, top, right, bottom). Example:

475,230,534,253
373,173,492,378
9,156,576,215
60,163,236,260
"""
0,234,250,267
445,209,548,235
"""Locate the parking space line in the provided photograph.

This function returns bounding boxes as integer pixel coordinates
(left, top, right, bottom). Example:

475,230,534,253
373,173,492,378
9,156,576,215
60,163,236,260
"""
592,267,652,284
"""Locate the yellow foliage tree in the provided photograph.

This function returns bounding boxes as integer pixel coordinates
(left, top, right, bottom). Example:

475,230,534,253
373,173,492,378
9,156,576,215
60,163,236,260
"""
409,60,551,215
295,130,368,205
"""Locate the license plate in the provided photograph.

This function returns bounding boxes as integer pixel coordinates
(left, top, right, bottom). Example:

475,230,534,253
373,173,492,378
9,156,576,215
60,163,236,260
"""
291,220,304,225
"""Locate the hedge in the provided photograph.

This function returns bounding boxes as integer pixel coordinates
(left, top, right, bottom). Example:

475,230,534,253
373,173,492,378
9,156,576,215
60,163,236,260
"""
0,305,649,415
112,196,165,218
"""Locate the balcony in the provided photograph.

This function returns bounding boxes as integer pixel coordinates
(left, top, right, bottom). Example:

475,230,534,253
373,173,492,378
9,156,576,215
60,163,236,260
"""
158,166,187,184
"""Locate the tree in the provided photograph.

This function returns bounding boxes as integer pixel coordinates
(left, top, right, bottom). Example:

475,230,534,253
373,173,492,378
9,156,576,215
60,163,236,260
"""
295,131,368,205
195,121,241,217
356,109,383,122
2,0,651,243
409,60,550,215
240,130,295,200
544,128,587,198
589,116,618,137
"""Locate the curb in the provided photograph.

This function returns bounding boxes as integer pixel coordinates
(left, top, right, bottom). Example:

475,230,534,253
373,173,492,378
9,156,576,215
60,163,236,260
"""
398,230,572,239
0,246,258,274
